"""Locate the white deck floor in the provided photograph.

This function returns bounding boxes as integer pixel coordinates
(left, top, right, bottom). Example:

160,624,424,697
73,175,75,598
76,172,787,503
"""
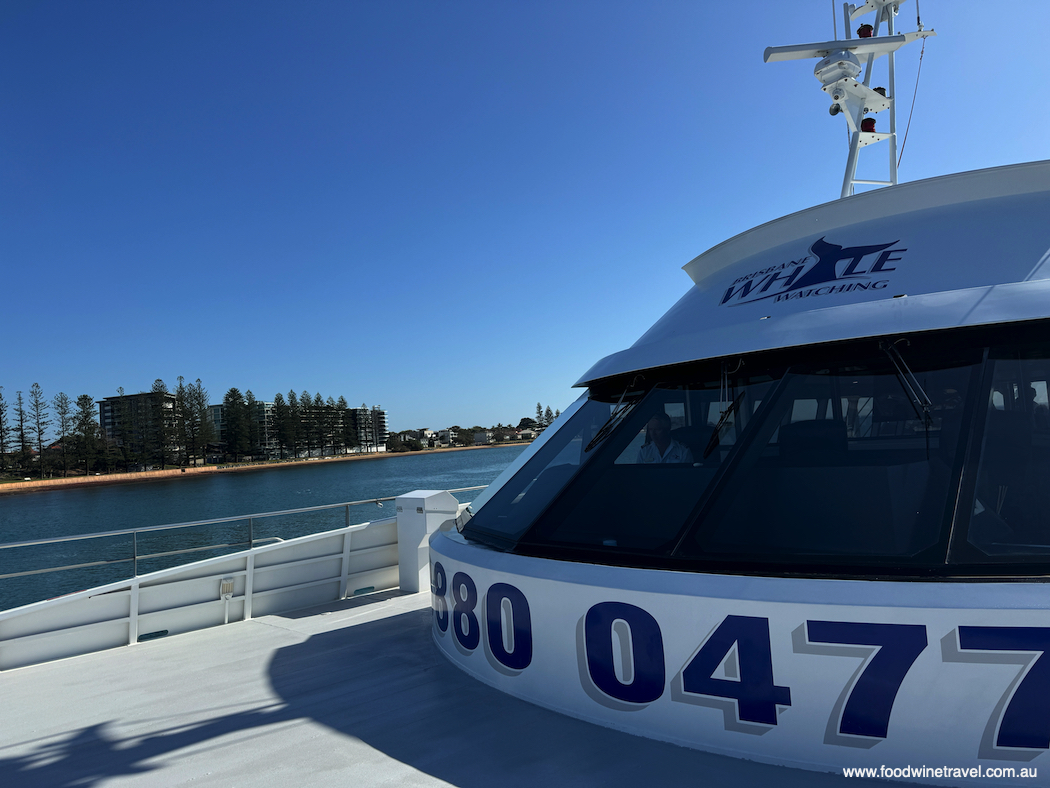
1,590,855,787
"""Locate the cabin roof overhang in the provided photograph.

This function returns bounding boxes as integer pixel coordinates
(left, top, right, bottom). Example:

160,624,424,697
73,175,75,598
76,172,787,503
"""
577,161,1050,387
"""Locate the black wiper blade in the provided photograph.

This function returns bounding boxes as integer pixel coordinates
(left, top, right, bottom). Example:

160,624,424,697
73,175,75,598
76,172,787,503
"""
703,391,745,459
585,377,646,453
880,339,932,420
584,398,639,452
880,339,933,458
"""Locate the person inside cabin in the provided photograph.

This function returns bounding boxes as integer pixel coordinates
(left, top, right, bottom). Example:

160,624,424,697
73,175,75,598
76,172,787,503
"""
1027,384,1050,431
636,411,694,464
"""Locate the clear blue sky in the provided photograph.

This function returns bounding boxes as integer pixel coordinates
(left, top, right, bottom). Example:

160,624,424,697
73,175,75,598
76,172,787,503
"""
2,1,1047,432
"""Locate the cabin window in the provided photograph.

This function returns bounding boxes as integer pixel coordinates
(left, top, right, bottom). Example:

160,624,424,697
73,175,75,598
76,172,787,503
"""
958,349,1050,562
464,322,1050,578
517,375,781,555
461,397,624,545
678,354,979,566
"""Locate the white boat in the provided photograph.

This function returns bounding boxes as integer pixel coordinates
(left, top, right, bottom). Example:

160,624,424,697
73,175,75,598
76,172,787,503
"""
432,3,1050,783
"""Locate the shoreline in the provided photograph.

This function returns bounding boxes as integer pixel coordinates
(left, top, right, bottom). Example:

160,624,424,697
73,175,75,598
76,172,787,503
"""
0,443,527,497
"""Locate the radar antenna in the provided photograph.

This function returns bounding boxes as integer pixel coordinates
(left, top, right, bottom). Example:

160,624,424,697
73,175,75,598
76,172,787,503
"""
764,1,935,198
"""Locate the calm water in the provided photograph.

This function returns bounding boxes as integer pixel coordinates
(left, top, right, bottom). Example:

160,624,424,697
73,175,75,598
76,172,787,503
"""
0,445,526,610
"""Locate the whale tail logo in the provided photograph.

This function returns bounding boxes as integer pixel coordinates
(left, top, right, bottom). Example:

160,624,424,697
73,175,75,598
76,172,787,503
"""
788,237,899,292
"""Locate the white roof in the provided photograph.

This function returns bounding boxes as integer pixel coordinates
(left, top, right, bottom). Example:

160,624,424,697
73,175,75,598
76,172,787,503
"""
578,160,1050,385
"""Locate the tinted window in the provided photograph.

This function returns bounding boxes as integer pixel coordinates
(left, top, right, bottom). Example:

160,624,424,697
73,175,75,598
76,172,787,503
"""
463,397,624,545
521,376,780,556
962,349,1050,560
679,354,978,564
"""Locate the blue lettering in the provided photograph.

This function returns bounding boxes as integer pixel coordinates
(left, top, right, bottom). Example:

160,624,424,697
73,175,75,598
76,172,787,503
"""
486,583,533,670
452,571,480,651
758,266,804,293
585,602,665,704
682,615,791,725
721,279,760,305
870,248,906,273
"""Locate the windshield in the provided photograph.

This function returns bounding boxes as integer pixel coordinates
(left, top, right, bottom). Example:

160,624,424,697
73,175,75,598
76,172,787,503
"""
463,370,781,550
678,354,977,565
461,325,1050,577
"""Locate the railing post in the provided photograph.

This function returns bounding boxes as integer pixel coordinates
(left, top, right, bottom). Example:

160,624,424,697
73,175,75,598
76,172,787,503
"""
128,580,139,645
133,531,138,577
248,517,254,548
244,553,254,620
394,490,461,593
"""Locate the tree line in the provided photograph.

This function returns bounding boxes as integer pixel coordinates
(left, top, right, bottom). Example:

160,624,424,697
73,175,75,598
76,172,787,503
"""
0,378,214,478
108,378,214,472
220,389,370,462
0,379,383,477
533,403,560,428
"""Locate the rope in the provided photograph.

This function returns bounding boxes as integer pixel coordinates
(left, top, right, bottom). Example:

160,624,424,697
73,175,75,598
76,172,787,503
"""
897,38,926,167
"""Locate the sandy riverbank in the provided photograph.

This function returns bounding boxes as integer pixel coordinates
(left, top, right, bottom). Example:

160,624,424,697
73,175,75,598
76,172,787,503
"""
0,443,526,497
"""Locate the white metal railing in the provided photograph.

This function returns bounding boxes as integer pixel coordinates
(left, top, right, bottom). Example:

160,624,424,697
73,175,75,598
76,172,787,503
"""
0,487,483,672
0,487,485,587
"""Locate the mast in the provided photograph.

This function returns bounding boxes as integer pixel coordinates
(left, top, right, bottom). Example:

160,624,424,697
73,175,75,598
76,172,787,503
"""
764,1,934,198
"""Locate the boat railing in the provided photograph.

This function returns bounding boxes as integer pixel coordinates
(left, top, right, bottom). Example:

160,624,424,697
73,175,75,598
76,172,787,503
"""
0,486,486,599
0,487,482,671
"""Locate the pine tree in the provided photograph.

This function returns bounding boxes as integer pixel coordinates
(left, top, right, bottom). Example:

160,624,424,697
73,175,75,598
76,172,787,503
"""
287,390,302,458
536,402,544,426
194,379,215,464
336,396,351,454
113,387,135,471
149,379,171,469
74,394,99,474
245,390,261,458
544,406,554,426
182,380,212,466
222,388,249,462
338,397,359,453
272,392,289,459
174,377,189,466
301,390,315,456
52,392,73,477
0,387,9,473
14,391,30,473
323,396,338,456
29,383,51,478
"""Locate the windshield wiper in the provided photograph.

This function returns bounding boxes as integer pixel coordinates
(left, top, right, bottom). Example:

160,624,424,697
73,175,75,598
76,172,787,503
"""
703,391,745,459
880,339,933,457
585,377,644,452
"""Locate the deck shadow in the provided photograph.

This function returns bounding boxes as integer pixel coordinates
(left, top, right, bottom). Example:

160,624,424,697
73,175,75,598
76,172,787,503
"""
0,608,850,787
264,608,850,788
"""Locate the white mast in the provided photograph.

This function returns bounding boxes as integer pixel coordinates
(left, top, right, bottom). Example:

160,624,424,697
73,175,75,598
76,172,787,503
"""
764,1,934,198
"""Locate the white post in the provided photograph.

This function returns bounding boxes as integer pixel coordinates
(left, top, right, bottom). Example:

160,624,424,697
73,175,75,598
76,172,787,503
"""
395,490,461,593
841,131,861,198
886,8,899,185
128,580,139,645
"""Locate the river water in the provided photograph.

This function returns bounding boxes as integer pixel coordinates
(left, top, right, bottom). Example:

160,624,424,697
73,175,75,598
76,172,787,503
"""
0,445,527,610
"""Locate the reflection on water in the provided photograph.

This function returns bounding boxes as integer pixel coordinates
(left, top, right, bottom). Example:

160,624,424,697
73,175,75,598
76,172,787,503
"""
0,446,526,610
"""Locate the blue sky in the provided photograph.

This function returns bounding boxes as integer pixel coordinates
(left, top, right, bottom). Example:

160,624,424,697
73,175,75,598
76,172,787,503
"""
1,1,1047,431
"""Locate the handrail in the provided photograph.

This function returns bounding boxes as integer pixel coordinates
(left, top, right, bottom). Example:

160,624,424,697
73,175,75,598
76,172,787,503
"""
0,486,485,590
0,486,486,552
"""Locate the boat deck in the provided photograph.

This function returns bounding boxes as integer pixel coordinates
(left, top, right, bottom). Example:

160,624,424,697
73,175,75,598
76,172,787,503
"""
1,590,852,787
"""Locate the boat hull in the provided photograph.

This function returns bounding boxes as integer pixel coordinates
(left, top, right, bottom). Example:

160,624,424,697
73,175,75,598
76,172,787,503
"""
431,530,1049,783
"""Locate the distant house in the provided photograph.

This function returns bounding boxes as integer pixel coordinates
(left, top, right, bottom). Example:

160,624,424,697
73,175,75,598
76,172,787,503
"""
437,428,457,447
474,430,493,445
519,428,539,440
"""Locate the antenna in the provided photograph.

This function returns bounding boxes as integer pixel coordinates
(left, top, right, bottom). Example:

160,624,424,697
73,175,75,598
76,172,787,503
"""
764,1,935,199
